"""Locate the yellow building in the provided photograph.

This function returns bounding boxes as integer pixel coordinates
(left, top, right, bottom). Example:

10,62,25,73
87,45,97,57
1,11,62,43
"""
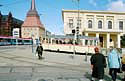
62,10,125,48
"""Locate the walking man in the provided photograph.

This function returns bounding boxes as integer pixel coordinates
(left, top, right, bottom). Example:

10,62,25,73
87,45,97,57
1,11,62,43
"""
36,43,43,60
90,47,106,81
107,48,121,81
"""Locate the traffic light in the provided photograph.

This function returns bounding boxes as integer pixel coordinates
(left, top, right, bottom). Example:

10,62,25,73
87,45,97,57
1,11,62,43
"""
72,29,75,35
76,27,79,35
76,27,79,39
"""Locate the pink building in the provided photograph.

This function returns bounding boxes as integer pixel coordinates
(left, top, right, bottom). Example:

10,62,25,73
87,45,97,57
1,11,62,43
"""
21,0,45,44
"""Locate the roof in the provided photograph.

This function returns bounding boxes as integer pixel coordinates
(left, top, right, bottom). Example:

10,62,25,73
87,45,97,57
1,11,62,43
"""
22,0,44,29
62,9,125,21
62,9,125,14
0,15,23,24
22,16,44,28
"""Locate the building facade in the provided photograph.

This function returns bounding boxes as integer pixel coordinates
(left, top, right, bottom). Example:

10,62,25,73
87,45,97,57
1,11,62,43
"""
62,10,125,48
21,0,45,44
0,12,23,37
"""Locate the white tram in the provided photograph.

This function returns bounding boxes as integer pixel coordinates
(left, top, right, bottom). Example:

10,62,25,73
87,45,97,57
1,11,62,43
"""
42,35,99,54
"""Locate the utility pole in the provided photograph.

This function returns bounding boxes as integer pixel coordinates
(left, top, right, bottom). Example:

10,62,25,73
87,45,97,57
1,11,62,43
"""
71,0,80,59
76,0,80,43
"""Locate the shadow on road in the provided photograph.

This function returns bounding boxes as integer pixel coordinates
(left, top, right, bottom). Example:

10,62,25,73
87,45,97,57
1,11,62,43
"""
84,72,113,81
117,74,123,81
103,75,111,81
84,72,91,81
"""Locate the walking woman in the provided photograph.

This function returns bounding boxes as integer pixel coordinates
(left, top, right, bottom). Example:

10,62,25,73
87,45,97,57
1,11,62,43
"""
107,48,121,81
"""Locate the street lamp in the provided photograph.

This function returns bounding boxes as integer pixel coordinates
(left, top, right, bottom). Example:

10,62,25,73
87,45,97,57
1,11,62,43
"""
76,0,80,43
70,0,80,59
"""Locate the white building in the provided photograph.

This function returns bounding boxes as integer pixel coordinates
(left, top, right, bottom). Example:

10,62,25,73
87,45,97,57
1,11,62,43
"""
62,10,125,48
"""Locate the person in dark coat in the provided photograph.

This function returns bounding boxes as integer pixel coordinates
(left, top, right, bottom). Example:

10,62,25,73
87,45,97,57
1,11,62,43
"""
36,43,43,60
121,54,125,81
90,47,106,81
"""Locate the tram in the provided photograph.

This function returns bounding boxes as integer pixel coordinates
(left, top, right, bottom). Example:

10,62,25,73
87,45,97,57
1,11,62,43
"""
0,36,32,46
42,35,99,54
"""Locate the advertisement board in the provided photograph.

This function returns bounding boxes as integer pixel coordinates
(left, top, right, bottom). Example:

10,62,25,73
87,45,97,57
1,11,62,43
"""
13,28,19,38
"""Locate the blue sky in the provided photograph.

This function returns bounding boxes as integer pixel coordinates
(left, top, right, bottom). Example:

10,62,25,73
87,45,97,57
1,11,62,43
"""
0,0,125,34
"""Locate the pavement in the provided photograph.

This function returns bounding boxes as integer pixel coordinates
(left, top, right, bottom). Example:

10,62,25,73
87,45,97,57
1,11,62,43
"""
0,45,124,81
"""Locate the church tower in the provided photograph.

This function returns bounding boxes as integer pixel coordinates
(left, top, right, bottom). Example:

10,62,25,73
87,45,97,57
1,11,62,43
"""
21,0,45,44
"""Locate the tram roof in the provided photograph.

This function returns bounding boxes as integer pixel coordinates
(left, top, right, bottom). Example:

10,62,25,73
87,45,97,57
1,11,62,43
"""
44,35,99,40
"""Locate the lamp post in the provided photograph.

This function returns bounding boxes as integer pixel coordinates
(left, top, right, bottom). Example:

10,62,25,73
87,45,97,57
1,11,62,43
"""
76,0,80,43
70,0,80,59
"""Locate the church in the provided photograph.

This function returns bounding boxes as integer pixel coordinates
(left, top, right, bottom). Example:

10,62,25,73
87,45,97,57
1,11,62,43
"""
21,0,45,44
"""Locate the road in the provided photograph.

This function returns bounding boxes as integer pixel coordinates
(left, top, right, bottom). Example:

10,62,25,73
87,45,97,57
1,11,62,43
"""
0,45,124,81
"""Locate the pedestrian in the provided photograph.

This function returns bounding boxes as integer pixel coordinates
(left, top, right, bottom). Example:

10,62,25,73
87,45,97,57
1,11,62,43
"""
121,54,125,81
90,47,106,81
107,47,121,81
36,43,43,60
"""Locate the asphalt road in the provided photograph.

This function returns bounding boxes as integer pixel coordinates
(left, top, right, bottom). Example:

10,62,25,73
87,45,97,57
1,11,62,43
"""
0,45,124,81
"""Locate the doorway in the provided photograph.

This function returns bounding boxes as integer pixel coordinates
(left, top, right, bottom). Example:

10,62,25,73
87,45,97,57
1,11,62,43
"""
99,36,103,47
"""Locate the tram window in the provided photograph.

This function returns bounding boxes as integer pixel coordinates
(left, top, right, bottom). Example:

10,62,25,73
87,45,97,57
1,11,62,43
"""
59,40,62,44
52,40,56,44
25,40,30,42
85,40,88,45
94,40,96,46
12,39,16,42
56,40,58,44
90,40,93,45
18,40,22,42
7,39,11,42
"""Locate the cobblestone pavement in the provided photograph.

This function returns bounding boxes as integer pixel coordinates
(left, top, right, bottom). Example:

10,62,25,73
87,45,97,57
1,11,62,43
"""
0,45,124,81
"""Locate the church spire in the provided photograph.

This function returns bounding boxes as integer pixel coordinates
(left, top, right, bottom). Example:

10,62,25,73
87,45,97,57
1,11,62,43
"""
31,0,36,10
22,0,44,28
27,0,38,17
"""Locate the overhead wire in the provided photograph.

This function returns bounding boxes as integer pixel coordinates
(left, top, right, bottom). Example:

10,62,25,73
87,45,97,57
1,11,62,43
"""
0,0,29,7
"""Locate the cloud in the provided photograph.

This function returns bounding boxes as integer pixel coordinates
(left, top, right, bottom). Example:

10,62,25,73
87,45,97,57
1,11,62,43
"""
107,0,125,12
89,0,97,7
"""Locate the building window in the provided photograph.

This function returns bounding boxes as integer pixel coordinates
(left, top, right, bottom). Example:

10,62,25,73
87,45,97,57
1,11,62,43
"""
98,20,102,29
69,19,73,28
88,20,92,28
119,21,123,30
77,19,81,28
108,21,112,29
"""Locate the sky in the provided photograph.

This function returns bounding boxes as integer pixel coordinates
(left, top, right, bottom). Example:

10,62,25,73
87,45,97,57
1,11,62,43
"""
0,0,125,35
